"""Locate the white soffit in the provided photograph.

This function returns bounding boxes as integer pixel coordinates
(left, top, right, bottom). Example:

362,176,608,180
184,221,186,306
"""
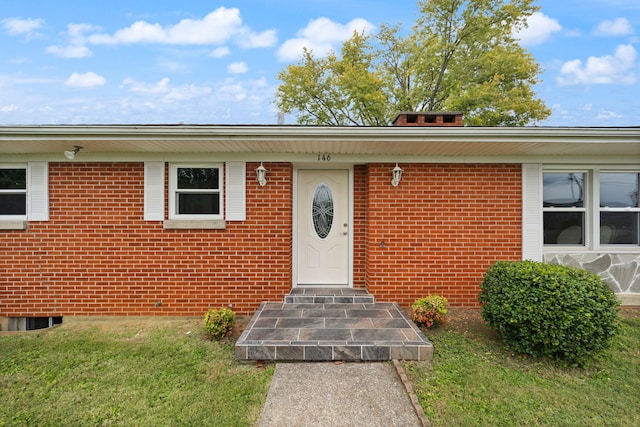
0,125,639,157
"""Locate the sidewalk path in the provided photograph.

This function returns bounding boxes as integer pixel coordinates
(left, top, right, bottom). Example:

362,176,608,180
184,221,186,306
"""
258,362,428,427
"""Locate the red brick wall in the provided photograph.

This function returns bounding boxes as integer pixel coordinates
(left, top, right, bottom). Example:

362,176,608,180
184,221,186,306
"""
364,163,522,307
0,162,292,316
352,165,367,288
1,161,522,317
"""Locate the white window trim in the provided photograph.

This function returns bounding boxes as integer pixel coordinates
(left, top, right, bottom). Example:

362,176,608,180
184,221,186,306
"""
598,170,640,248
0,163,28,222
542,170,589,249
541,165,640,252
168,163,223,220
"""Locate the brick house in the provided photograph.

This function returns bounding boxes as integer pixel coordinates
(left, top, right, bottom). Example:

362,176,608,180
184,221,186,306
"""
1,112,639,330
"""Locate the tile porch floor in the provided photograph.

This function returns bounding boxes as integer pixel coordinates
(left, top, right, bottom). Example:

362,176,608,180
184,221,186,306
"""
235,288,433,362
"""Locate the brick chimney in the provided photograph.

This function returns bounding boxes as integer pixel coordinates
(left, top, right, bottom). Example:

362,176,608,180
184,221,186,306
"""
392,111,463,127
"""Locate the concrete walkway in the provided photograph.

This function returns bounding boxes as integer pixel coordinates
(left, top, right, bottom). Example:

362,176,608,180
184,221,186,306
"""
258,362,429,427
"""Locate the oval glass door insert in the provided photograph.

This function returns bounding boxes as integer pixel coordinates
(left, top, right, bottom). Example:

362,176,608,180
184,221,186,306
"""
312,183,334,239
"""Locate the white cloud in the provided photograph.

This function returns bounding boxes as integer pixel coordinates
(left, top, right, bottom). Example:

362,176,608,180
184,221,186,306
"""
1,104,19,112
277,17,375,62
593,18,634,36
47,45,93,58
67,23,99,39
596,109,623,120
46,24,100,58
2,17,44,37
302,17,372,42
166,84,212,101
557,44,637,85
121,77,171,94
210,47,231,58
0,76,57,86
514,12,562,46
65,72,106,87
278,38,323,61
155,58,191,74
121,77,212,102
237,29,278,48
228,61,248,74
215,77,268,102
87,7,276,48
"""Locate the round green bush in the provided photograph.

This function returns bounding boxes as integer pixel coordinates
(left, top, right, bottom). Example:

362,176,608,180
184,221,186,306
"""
203,307,236,341
479,260,619,365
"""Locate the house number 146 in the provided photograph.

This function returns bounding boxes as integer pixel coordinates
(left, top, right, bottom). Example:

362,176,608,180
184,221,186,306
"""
317,153,331,162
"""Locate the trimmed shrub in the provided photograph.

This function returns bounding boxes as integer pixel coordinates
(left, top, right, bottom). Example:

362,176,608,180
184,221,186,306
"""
479,260,619,365
411,295,448,328
203,307,236,341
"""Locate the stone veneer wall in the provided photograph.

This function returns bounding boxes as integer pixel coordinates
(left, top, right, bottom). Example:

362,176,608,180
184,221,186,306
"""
544,253,640,305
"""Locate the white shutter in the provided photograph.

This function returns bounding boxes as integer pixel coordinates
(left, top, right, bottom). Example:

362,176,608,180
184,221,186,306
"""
144,162,165,221
27,161,49,221
225,162,246,221
522,163,543,261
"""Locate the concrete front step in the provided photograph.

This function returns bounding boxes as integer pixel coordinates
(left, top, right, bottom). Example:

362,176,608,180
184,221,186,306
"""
235,297,433,362
285,287,375,304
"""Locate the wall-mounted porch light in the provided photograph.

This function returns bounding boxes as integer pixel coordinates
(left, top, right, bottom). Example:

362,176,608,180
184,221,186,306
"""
64,146,83,159
255,162,267,186
391,163,403,187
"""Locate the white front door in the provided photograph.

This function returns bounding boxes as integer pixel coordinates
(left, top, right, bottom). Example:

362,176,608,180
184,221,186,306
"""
296,169,350,286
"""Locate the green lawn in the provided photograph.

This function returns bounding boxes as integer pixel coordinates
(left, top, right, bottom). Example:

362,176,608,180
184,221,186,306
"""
0,318,272,427
405,310,640,426
2,312,638,426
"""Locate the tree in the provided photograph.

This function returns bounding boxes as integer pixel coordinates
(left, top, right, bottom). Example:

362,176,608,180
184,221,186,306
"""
275,32,388,126
275,0,551,126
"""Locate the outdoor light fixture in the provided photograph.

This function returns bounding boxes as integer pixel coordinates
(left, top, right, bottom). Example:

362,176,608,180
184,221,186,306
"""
64,146,83,159
391,163,403,187
255,162,267,186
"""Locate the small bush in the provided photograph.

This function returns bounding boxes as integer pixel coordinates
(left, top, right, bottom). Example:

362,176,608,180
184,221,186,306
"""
479,260,619,365
203,307,236,341
412,295,448,328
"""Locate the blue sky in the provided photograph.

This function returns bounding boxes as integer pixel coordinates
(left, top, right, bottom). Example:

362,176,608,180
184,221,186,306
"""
1,0,638,126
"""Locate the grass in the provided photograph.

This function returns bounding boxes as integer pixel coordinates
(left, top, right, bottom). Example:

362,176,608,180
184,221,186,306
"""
0,318,272,427
404,310,640,426
2,311,639,426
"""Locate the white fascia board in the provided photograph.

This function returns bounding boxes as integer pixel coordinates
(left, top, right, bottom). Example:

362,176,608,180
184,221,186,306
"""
1,125,638,160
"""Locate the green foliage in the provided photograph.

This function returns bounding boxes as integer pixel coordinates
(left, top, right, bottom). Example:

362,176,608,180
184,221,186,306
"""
479,260,620,365
276,32,388,126
0,319,273,426
412,295,448,328
276,0,551,126
203,307,236,341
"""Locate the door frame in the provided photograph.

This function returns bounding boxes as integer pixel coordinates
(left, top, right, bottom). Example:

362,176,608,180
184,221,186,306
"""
292,164,354,288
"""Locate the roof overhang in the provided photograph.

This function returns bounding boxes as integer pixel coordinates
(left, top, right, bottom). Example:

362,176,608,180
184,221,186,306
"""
1,125,639,163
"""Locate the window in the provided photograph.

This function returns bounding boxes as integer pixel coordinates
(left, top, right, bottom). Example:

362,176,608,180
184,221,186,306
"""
543,170,639,247
543,172,585,245
169,165,223,219
0,167,27,217
600,173,639,245
312,183,334,239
